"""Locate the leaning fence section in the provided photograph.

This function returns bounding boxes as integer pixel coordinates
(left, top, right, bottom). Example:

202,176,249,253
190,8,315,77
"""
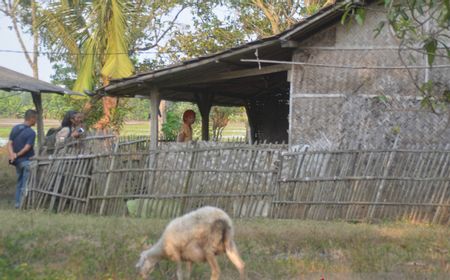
87,144,282,218
271,147,450,224
23,132,118,213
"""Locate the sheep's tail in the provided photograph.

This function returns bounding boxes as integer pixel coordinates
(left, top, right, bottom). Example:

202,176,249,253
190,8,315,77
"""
221,220,246,280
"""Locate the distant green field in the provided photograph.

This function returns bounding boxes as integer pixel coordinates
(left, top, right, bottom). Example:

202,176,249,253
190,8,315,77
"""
0,119,247,140
0,127,9,138
120,122,150,136
120,121,246,138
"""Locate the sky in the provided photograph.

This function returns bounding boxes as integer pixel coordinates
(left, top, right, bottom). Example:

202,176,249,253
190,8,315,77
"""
0,15,53,82
0,6,231,84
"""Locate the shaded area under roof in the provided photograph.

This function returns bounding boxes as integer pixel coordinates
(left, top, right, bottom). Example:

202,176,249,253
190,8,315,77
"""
0,66,81,95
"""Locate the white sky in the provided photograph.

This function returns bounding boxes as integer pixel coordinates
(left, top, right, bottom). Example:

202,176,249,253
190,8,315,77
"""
0,15,53,82
0,6,232,84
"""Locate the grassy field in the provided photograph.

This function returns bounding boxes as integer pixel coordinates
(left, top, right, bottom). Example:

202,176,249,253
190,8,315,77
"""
0,119,246,139
0,147,16,202
0,209,448,280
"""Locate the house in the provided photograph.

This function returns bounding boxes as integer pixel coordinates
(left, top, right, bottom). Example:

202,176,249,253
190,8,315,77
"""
100,0,450,149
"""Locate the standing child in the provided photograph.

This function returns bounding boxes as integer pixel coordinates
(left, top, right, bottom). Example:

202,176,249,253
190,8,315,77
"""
177,110,196,142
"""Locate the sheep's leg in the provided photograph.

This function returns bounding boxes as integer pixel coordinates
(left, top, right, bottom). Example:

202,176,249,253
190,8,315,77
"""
206,253,220,280
176,261,184,280
226,241,245,280
185,261,192,279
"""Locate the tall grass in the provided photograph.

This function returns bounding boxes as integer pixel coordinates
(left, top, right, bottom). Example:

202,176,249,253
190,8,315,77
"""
0,147,16,206
0,210,448,279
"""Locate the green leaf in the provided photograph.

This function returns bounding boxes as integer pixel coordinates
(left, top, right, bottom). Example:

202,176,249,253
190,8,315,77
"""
444,45,450,61
443,90,450,103
424,38,438,66
355,8,366,25
416,0,425,15
341,8,352,25
420,80,434,93
373,21,385,37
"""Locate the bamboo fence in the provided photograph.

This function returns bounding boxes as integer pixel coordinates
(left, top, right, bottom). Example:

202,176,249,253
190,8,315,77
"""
23,132,117,213
23,137,450,224
271,145,450,224
87,143,282,218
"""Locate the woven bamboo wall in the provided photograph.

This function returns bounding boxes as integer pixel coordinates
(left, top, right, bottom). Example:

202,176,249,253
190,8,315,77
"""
289,6,450,149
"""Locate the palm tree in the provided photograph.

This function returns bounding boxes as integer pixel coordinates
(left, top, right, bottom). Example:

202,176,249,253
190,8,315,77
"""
41,0,134,128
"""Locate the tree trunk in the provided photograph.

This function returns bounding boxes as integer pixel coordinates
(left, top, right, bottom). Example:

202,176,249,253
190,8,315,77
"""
94,76,117,130
31,0,44,151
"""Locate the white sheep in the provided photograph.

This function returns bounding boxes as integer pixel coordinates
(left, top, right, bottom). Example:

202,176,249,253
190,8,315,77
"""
136,206,245,280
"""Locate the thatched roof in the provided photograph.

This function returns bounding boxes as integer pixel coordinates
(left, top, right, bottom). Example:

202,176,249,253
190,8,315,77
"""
0,66,81,95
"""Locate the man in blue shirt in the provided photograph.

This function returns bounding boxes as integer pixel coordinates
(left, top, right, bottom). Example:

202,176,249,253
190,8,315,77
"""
7,109,37,208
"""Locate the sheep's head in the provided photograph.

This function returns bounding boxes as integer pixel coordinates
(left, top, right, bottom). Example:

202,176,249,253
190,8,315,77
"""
136,248,159,278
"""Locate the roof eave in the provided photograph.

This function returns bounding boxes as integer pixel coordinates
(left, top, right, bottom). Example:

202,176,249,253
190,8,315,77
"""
101,39,281,95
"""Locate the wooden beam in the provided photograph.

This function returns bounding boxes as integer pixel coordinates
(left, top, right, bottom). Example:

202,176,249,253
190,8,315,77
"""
150,88,160,149
245,102,256,144
195,94,213,141
161,64,291,87
281,40,300,48
103,39,279,93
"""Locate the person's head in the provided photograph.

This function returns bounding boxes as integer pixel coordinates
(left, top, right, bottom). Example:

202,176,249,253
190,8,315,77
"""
61,110,80,127
24,109,38,126
182,110,196,125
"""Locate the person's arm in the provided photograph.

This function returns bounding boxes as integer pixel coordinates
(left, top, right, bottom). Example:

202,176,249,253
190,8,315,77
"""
7,140,16,162
16,144,32,157
177,131,185,142
55,127,70,144
70,128,81,138
16,130,35,158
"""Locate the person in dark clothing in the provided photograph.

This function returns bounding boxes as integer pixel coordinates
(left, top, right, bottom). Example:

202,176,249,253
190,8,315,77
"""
55,110,83,145
7,109,37,208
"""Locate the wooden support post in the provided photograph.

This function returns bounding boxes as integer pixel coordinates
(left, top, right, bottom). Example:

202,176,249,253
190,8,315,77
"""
368,135,400,219
195,94,213,141
150,89,161,149
245,103,256,144
99,140,119,215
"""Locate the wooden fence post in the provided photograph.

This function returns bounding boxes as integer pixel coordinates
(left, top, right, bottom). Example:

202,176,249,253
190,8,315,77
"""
99,139,119,215
180,143,198,213
368,135,399,219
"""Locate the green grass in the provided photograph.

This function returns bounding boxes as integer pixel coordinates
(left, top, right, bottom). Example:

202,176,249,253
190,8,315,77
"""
120,122,150,136
0,147,16,198
118,121,246,138
0,210,448,279
0,119,246,139
0,127,10,138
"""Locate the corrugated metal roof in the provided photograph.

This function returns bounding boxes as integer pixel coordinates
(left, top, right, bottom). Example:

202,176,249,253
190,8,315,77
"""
102,1,347,92
0,66,81,95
